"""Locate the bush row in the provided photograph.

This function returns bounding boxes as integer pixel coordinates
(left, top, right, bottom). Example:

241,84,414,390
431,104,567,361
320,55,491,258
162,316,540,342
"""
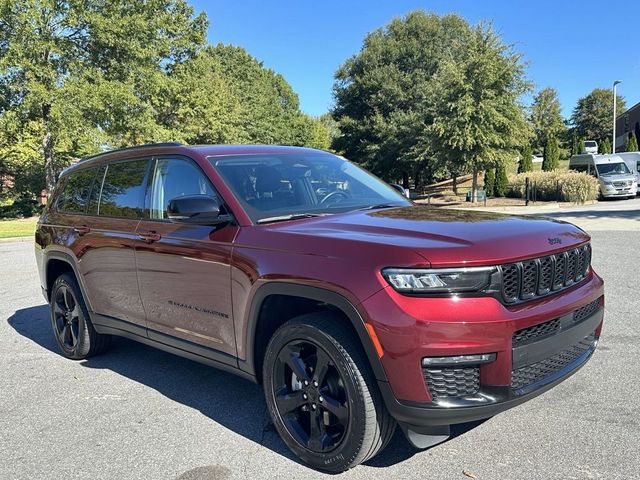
508,171,599,203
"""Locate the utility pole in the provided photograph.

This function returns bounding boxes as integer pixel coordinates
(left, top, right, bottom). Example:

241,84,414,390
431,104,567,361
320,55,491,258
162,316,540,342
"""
613,80,622,153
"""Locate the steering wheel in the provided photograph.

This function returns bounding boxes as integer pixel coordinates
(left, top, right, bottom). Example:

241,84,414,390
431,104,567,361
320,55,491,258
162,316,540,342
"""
320,190,350,205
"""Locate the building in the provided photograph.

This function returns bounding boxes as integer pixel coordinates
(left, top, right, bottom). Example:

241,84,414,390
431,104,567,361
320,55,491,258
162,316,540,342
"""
615,101,640,152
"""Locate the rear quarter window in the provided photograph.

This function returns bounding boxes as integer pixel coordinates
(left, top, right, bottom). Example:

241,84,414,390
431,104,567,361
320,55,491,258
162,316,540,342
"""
98,159,149,218
56,168,99,214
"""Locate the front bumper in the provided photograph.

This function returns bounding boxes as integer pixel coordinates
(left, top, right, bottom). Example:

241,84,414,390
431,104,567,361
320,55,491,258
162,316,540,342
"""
378,310,600,426
360,270,605,427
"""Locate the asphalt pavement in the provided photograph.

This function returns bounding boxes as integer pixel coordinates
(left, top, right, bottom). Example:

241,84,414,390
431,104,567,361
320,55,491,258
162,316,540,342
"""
1,199,639,479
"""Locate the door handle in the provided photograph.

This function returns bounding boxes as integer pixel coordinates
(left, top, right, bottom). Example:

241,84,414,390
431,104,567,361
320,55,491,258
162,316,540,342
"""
74,225,90,236
138,231,161,243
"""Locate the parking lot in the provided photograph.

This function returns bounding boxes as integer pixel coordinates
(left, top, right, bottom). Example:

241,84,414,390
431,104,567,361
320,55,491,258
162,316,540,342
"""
1,199,639,480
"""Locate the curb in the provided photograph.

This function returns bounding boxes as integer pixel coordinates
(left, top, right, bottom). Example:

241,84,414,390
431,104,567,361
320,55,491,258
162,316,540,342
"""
0,236,34,243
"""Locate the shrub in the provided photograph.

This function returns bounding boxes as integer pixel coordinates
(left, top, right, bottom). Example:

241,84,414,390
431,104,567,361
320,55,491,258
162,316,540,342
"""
626,133,638,152
495,165,509,197
0,197,42,219
483,169,495,196
508,171,598,203
600,137,612,154
518,145,533,173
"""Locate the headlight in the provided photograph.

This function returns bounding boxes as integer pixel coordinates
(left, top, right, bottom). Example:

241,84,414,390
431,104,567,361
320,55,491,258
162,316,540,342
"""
382,267,497,294
603,181,613,186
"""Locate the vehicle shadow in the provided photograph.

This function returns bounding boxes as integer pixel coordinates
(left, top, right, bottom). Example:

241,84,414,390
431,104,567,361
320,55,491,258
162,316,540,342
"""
8,305,485,471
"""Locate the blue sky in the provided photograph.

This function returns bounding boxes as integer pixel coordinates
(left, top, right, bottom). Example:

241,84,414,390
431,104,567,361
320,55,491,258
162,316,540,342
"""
192,0,640,119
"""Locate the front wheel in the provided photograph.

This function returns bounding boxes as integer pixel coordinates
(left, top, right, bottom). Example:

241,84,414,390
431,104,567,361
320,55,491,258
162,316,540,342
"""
262,313,395,472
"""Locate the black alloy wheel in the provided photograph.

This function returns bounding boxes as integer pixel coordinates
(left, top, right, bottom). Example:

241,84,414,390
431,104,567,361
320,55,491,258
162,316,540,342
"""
272,339,349,453
53,284,81,352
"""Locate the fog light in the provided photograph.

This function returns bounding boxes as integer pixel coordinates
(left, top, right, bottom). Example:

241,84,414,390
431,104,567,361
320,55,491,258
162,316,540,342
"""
422,353,496,366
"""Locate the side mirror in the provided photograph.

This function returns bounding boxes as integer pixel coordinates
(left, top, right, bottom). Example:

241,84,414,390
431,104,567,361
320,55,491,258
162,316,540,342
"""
390,183,409,197
167,195,230,225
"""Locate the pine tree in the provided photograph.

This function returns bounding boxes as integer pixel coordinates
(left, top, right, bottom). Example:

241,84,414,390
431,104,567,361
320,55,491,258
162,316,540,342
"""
571,135,582,156
495,165,509,197
542,137,559,171
600,138,612,154
484,168,496,196
625,133,638,152
518,145,533,173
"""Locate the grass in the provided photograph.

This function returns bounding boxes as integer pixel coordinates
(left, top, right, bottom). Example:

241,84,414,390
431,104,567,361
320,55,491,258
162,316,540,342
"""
0,217,38,239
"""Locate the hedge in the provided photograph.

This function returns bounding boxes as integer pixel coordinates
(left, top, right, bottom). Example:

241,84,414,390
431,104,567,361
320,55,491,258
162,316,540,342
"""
508,171,599,203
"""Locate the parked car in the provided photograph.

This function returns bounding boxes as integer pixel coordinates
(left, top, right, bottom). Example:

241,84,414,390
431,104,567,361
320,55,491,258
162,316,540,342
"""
616,152,640,193
569,153,637,199
583,140,598,155
36,143,605,472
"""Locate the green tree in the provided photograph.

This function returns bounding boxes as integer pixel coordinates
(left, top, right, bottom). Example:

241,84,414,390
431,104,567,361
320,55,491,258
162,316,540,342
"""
600,137,612,154
530,87,565,149
625,133,638,152
483,168,496,196
332,11,474,186
570,88,626,146
542,136,560,170
495,165,509,197
0,0,208,193
518,144,533,173
570,133,583,156
427,24,531,201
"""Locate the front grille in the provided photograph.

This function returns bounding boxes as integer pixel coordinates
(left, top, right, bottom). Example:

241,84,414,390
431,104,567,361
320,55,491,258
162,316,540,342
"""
512,319,561,347
423,366,480,399
574,298,601,324
511,333,596,391
613,180,632,187
499,244,591,304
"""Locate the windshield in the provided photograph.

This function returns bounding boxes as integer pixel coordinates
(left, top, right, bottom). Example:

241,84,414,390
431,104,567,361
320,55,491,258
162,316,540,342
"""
209,152,410,223
596,162,631,175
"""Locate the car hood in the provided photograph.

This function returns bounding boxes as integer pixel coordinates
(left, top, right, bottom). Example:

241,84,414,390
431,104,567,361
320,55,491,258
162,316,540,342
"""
599,173,636,182
267,206,589,267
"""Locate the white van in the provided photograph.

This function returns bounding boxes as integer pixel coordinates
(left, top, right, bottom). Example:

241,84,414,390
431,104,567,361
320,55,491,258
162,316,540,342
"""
617,152,640,193
583,140,598,155
569,154,637,198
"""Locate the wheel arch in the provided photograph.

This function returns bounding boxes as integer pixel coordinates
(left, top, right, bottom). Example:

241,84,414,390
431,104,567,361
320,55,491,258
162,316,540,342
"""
44,251,93,311
239,282,388,384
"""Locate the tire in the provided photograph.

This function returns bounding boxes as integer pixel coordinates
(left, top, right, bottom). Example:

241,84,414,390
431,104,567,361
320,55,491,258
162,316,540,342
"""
50,273,111,359
262,312,395,472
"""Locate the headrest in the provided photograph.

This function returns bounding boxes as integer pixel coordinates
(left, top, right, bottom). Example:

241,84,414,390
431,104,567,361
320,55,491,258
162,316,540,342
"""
255,166,283,193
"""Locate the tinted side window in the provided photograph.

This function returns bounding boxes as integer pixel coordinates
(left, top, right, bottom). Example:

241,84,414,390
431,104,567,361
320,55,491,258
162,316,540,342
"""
57,168,98,214
148,157,216,220
571,164,588,173
99,160,149,218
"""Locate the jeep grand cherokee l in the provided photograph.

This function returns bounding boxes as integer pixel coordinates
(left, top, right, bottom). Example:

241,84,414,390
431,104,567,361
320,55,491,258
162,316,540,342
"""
35,143,605,472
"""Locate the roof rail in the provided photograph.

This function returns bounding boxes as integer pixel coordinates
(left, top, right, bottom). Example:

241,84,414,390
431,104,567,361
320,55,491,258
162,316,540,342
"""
79,142,184,162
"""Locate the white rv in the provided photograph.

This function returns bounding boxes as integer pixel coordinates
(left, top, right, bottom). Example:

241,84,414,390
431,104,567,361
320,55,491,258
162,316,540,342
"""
569,154,637,199
616,152,640,193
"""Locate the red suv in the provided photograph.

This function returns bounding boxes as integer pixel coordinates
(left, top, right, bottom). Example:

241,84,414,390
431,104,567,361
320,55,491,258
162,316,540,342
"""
35,143,604,472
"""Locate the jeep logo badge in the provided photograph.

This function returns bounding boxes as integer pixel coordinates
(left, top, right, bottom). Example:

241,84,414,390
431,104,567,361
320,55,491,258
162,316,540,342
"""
548,237,562,245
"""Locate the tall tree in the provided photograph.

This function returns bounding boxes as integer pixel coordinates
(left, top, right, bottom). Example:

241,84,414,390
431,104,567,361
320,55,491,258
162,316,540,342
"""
483,168,495,196
332,11,474,185
495,165,509,197
570,88,626,146
0,0,208,193
600,137,612,154
427,24,531,201
530,87,565,150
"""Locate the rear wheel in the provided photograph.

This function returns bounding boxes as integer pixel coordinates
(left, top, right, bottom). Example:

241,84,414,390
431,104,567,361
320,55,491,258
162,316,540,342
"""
50,273,111,359
263,312,395,472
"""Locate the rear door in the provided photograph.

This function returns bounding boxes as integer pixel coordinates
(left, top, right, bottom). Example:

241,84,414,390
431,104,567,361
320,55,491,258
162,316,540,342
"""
77,158,150,329
134,156,239,359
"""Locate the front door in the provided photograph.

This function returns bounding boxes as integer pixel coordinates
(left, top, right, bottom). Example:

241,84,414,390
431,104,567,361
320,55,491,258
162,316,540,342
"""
134,156,239,359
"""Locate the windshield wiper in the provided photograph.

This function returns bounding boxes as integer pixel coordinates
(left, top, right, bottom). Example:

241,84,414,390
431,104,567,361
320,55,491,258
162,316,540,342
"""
357,203,401,211
256,213,329,224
